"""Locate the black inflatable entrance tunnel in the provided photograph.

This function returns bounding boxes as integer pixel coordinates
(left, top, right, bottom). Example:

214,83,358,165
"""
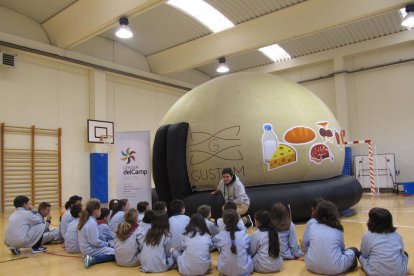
153,122,363,221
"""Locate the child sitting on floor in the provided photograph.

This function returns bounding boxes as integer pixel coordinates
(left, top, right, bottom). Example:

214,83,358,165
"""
358,207,408,276
4,195,47,255
37,202,63,244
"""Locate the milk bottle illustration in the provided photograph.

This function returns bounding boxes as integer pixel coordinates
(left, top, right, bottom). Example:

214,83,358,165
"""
262,123,278,163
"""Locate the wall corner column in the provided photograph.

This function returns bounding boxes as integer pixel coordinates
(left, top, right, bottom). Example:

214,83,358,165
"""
333,57,350,139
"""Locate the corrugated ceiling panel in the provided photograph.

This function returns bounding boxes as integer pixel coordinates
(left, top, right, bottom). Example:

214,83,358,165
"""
279,10,406,58
101,4,210,56
0,0,77,23
206,0,305,24
198,9,408,77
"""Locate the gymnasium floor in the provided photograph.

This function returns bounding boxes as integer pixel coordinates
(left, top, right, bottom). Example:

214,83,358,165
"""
1,194,414,276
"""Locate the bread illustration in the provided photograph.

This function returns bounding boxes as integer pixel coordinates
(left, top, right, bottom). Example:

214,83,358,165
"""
284,126,316,144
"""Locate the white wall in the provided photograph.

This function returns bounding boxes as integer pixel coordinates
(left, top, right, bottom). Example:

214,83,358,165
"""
0,51,90,205
346,43,414,182
105,75,183,194
166,69,211,86
0,48,185,205
0,6,49,44
71,36,151,72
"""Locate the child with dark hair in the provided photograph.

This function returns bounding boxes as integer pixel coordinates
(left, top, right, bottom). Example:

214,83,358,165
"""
137,201,150,222
78,199,115,269
115,208,141,267
108,199,118,215
4,195,47,255
359,207,408,276
250,210,283,273
139,211,174,272
302,197,325,251
153,201,167,212
140,210,153,233
37,202,63,244
303,201,357,275
60,195,82,237
270,202,303,259
98,208,115,243
172,213,212,275
169,199,190,250
198,204,219,237
217,201,246,232
64,204,82,253
109,199,129,233
213,209,253,276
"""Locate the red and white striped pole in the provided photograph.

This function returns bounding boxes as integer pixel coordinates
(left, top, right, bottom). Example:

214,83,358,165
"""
344,139,376,195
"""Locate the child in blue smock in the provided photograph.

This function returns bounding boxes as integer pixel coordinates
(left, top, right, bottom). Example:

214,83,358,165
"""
250,210,283,273
302,197,325,252
198,204,219,237
64,204,82,253
168,199,190,250
115,208,143,267
270,202,303,259
60,195,82,238
217,201,246,232
108,199,129,233
303,201,357,275
358,207,408,276
4,195,47,255
97,208,115,244
213,209,253,276
78,199,115,269
139,211,174,272
172,213,212,275
137,201,150,223
37,202,62,244
139,210,153,234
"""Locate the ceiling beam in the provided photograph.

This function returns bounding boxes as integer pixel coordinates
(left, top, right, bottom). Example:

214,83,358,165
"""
247,29,414,74
147,0,408,75
42,0,164,49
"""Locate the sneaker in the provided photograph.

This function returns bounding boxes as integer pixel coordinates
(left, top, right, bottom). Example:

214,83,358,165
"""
10,249,21,255
245,215,253,228
32,246,48,254
83,255,94,269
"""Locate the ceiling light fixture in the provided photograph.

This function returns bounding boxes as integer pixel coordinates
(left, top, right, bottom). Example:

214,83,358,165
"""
115,17,133,39
401,4,414,28
167,0,234,33
258,44,291,63
216,57,229,73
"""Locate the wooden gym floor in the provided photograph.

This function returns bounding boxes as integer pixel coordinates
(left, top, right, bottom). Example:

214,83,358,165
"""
1,194,414,276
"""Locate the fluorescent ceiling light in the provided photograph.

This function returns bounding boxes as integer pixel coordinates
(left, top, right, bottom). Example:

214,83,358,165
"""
216,57,229,73
115,17,133,39
167,0,234,32
401,5,414,28
259,44,291,63
400,8,408,18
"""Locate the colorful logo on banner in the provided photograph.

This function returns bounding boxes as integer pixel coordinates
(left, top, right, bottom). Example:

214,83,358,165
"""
120,147,136,164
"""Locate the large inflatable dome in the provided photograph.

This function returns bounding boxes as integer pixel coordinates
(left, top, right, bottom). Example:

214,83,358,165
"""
153,72,362,220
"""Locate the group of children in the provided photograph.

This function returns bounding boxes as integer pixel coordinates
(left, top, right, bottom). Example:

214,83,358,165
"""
3,195,409,276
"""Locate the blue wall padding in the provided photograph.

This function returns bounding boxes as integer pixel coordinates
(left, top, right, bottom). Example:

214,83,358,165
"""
342,147,352,176
90,153,108,203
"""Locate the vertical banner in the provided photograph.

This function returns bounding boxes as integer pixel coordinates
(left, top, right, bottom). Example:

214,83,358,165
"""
115,131,151,209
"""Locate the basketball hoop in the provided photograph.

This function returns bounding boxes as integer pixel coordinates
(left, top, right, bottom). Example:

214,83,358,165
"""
99,135,113,153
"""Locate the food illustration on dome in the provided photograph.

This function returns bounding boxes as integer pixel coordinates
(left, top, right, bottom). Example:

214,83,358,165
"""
309,143,334,164
284,126,316,144
318,121,334,143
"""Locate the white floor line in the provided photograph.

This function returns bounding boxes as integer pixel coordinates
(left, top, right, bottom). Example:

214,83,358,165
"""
359,210,414,213
342,219,414,229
